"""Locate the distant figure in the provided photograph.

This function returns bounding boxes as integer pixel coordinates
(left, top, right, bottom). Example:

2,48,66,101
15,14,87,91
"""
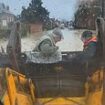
25,28,64,63
69,30,97,64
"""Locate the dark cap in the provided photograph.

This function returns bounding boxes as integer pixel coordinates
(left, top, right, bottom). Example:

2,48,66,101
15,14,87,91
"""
82,30,93,39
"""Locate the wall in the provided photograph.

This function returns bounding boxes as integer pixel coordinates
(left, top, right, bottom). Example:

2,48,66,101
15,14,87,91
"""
29,23,43,34
0,13,15,29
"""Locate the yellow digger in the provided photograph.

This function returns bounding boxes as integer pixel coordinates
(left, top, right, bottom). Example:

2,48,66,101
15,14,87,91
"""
0,68,35,105
0,67,104,105
0,17,105,105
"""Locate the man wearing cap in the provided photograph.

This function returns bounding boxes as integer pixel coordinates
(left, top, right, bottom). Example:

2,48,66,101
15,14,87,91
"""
33,28,63,56
25,28,64,63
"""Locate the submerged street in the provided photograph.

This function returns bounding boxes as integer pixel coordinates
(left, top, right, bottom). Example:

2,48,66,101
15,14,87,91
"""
0,29,84,52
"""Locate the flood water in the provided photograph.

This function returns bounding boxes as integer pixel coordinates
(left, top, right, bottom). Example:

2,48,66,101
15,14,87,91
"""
0,29,84,52
57,29,83,51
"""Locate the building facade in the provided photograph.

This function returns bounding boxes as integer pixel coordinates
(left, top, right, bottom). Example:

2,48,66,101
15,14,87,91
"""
0,3,15,28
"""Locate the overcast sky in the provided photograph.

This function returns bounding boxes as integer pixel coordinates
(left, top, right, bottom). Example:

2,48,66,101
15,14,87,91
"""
0,0,78,20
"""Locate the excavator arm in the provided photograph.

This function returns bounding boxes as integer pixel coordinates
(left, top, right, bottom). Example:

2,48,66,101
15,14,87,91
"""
6,22,21,72
96,17,105,105
0,68,35,105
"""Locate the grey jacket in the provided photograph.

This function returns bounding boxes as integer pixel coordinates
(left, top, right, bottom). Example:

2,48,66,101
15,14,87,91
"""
33,34,58,56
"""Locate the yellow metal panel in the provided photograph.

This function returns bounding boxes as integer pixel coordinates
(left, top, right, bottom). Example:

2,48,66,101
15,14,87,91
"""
16,93,33,105
86,69,103,105
37,97,86,105
7,74,17,105
29,79,36,102
4,68,35,105
86,90,103,105
3,93,11,105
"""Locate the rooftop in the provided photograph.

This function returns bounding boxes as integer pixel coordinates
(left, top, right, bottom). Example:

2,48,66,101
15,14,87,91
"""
0,3,11,14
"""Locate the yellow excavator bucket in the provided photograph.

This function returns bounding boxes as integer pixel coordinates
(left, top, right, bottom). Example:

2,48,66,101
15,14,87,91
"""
0,68,35,105
0,67,104,105
34,69,103,105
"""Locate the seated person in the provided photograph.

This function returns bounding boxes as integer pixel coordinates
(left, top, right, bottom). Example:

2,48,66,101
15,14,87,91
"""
69,30,97,64
25,28,64,63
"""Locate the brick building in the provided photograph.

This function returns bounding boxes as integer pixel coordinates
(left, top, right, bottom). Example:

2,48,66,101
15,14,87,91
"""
29,23,43,33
